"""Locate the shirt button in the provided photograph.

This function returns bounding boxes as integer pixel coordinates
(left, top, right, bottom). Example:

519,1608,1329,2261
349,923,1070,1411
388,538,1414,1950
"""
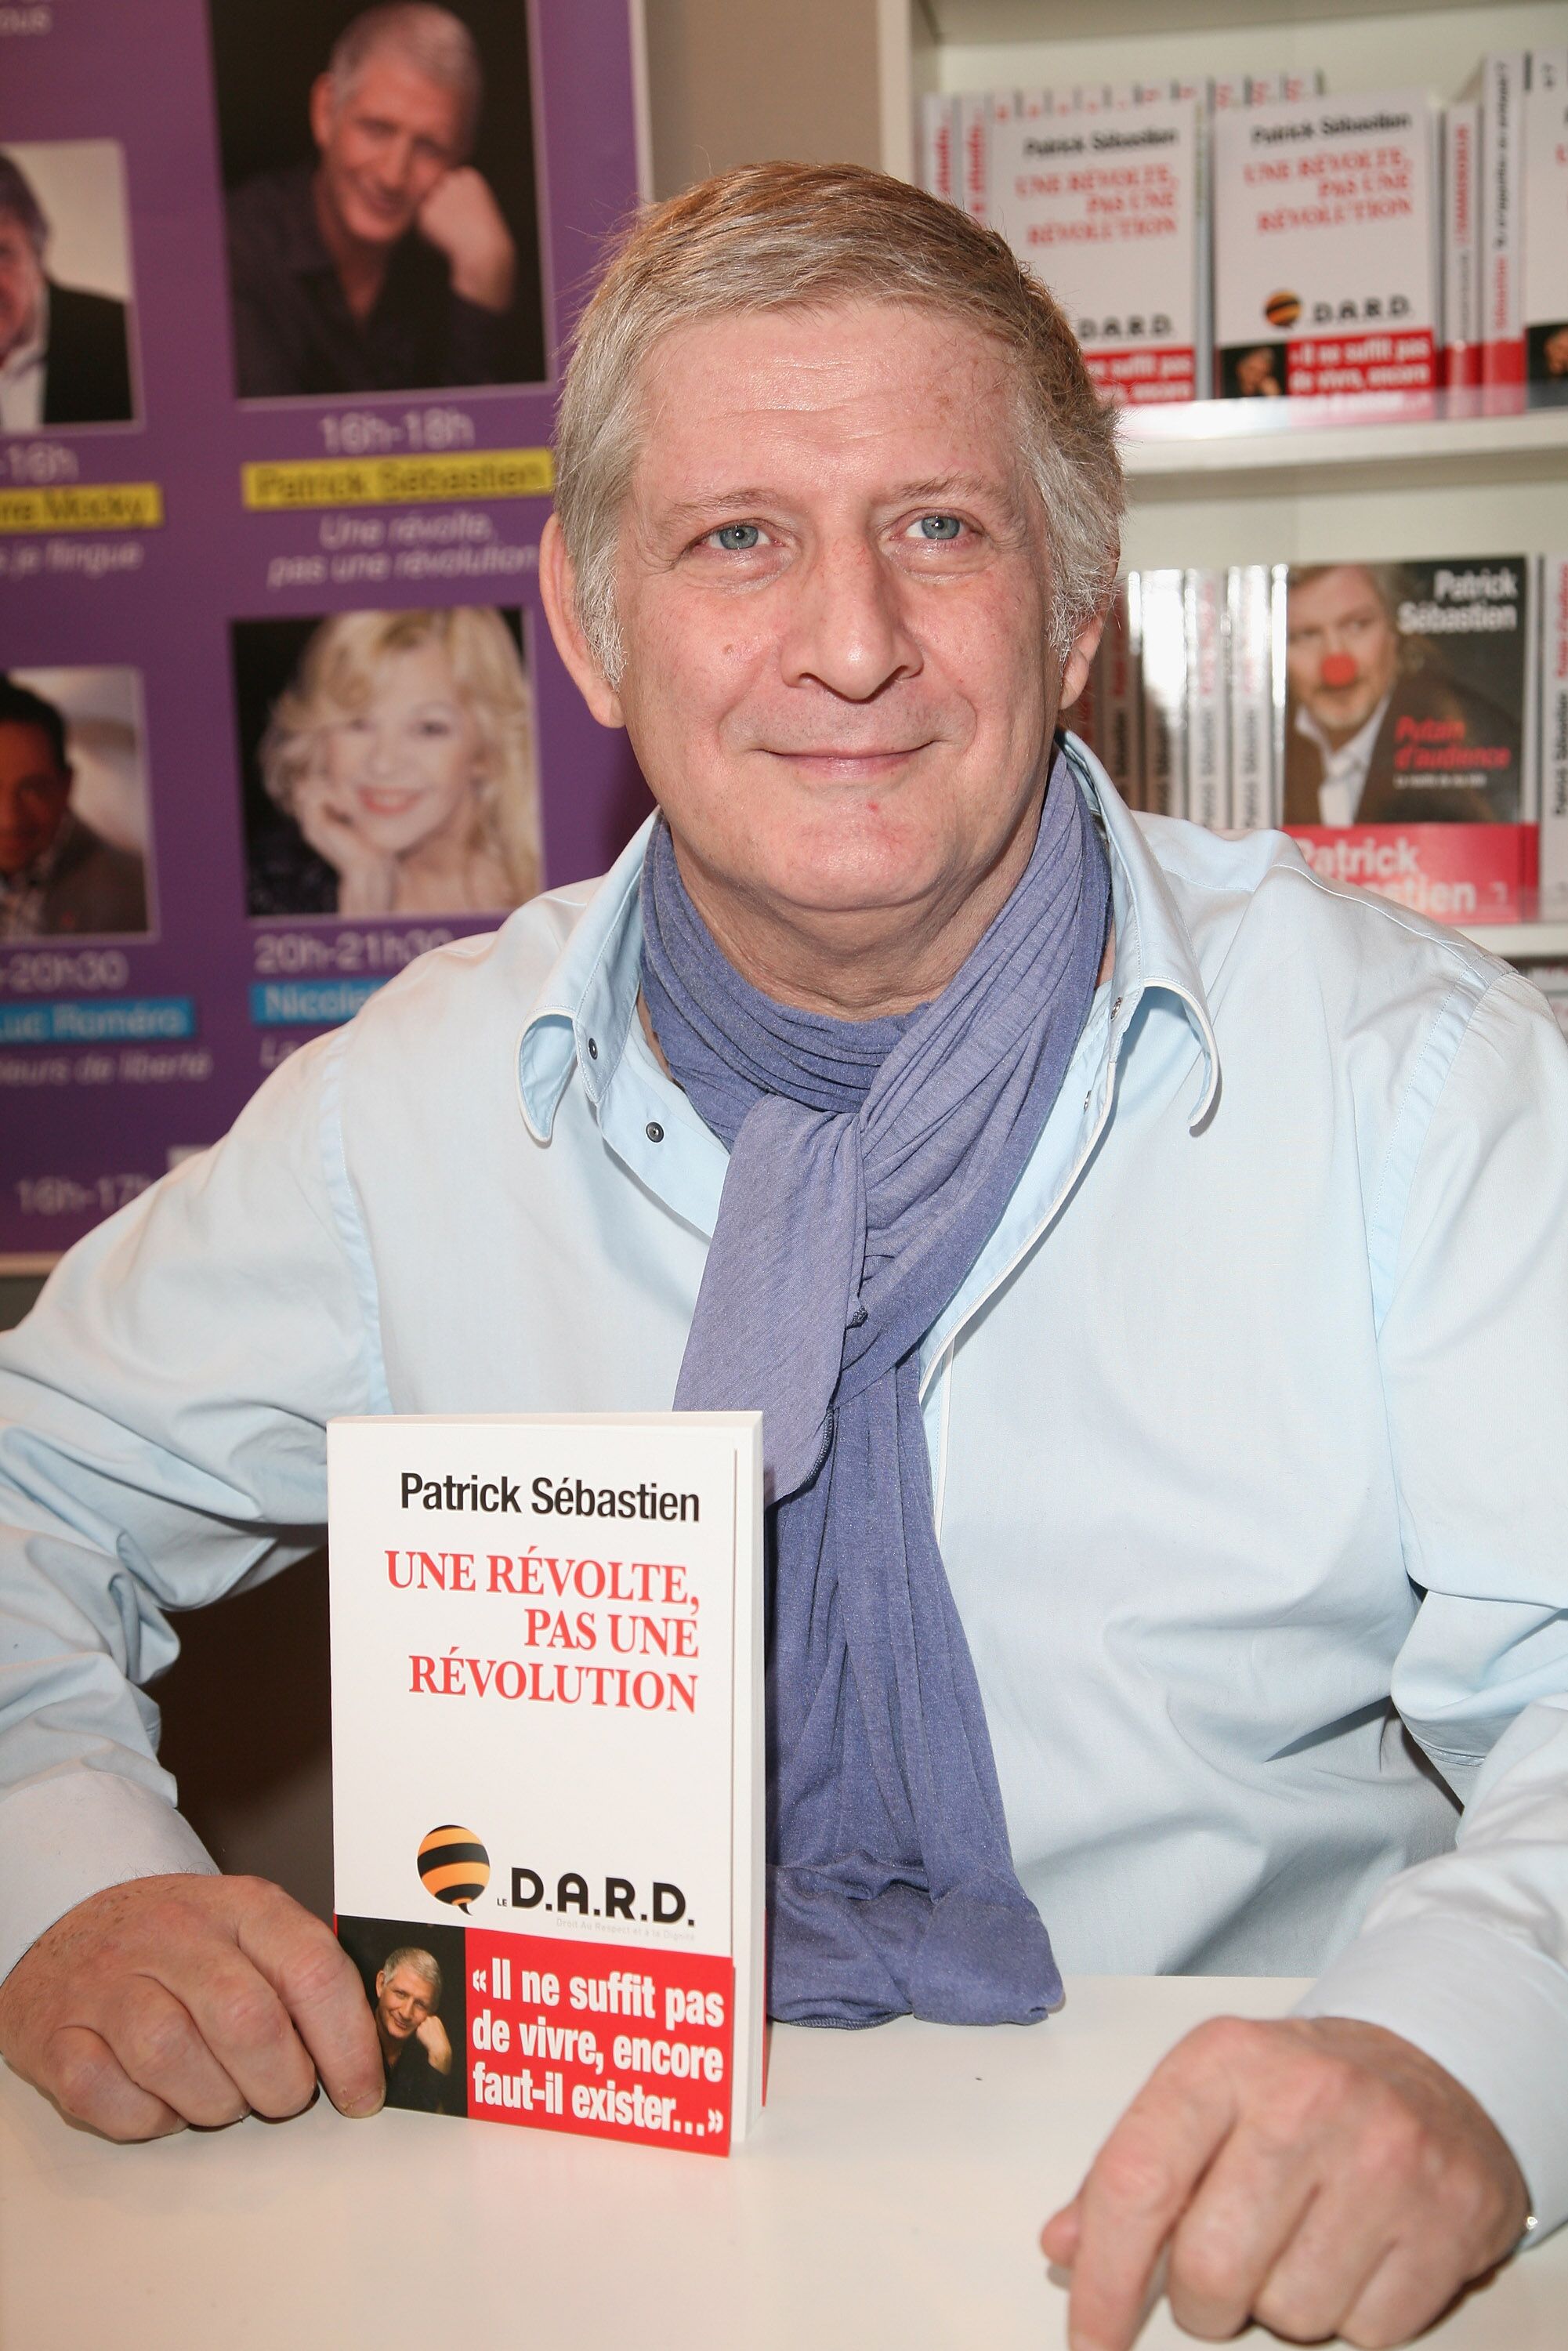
646,1121,664,1143
1111,997,1123,1020
586,1037,599,1060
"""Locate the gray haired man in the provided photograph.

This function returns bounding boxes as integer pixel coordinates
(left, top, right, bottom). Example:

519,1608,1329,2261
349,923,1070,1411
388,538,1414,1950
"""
5,165,1568,2351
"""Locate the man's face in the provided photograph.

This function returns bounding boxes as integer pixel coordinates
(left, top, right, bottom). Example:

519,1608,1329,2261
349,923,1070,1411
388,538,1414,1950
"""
0,212,44,364
1286,567,1400,742
310,55,463,248
374,1962,436,2041
1544,324,1568,379
0,722,71,877
603,300,1073,940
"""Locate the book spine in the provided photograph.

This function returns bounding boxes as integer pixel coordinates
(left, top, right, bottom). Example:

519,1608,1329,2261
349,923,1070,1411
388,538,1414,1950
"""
1523,58,1568,388
1480,53,1527,386
1104,575,1144,806
918,93,957,201
957,93,989,224
1226,566,1274,830
1542,556,1568,915
1185,570,1229,828
1269,564,1290,827
1139,570,1188,819
1442,104,1483,387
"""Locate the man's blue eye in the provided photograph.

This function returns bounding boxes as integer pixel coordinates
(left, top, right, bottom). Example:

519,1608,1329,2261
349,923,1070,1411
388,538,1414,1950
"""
917,515,962,541
715,524,761,551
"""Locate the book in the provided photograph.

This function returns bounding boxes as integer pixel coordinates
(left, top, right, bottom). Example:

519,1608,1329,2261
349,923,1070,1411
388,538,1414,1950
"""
1281,555,1538,921
1212,89,1440,399
1464,53,1528,389
988,97,1207,404
1138,568,1188,817
958,92,990,223
919,93,956,203
1186,569,1229,828
1226,565,1281,830
328,1411,765,2154
1442,103,1483,389
1523,56,1568,393
1541,554,1568,915
1099,578,1143,807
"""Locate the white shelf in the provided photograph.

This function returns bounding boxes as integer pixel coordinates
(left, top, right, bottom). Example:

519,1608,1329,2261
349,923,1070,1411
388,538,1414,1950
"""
1461,922,1568,962
1121,403,1568,497
926,0,1485,38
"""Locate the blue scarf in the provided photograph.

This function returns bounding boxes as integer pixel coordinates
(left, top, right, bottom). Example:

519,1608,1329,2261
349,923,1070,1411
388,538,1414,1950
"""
639,752,1110,2026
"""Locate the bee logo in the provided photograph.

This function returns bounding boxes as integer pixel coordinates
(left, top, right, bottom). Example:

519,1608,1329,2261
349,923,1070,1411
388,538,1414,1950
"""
417,1824,491,1911
1264,290,1301,329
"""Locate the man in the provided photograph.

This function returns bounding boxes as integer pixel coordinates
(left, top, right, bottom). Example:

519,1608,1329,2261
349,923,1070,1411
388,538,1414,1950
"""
1282,563,1519,827
370,1947,453,2112
0,153,134,429
0,676,147,940
225,3,520,400
1,165,1565,2351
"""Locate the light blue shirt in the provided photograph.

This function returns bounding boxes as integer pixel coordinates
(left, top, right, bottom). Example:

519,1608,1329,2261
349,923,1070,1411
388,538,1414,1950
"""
4,747,1568,2222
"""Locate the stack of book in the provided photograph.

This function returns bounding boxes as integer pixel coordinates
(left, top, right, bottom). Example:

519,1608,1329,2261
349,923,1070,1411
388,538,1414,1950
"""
922,50,1568,404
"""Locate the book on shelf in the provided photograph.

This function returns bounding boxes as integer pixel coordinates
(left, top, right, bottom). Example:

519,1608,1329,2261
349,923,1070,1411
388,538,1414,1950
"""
919,92,956,207
1138,568,1188,817
1463,53,1528,389
1442,103,1483,389
1541,555,1568,915
328,1410,765,2155
1227,565,1284,831
1095,578,1143,809
1186,569,1229,828
1524,54,1568,393
1212,89,1439,400
986,96,1208,404
1280,555,1537,922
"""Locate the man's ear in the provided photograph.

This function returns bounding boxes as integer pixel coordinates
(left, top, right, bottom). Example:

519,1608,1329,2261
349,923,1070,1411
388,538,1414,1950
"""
308,74,338,156
538,513,625,731
1057,600,1109,715
374,1969,386,1998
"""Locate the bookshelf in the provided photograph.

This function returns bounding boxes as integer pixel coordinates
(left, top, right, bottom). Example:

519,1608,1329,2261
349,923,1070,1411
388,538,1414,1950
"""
876,0,1568,961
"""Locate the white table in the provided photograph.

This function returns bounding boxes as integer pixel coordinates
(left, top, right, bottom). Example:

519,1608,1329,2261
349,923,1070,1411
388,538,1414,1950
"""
4,1975,1565,2349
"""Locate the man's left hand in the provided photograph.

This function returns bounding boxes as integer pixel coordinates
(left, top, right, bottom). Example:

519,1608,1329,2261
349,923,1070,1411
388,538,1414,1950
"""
417,168,516,312
1040,2015,1529,2349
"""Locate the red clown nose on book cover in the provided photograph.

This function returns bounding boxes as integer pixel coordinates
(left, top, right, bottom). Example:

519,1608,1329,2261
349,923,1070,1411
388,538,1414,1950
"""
328,1413,765,2154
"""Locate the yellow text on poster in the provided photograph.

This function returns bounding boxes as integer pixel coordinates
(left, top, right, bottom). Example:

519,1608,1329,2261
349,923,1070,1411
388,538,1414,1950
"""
0,484,164,532
241,450,556,510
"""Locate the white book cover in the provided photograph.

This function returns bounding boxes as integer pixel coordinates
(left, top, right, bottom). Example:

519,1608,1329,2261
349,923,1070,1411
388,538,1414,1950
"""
957,92,990,223
1213,89,1439,398
989,99,1204,404
1226,565,1277,830
1524,63,1568,390
1185,570,1229,828
329,1411,765,2155
1443,103,1483,387
1542,556,1568,913
1211,75,1248,113
1139,568,1188,817
1464,53,1527,386
919,92,957,201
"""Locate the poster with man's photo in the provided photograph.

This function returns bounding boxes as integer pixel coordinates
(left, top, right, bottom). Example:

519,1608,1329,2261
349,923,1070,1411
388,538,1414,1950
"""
0,0,648,1264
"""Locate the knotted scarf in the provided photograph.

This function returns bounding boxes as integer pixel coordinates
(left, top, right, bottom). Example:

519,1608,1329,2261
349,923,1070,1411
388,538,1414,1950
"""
639,752,1110,2026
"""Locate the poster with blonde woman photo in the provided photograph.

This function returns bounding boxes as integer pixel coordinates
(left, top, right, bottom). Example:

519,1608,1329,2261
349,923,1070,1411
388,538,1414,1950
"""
232,606,541,921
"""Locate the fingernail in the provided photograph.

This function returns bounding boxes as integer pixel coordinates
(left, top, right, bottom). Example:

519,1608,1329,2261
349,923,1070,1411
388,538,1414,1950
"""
344,2086,385,2117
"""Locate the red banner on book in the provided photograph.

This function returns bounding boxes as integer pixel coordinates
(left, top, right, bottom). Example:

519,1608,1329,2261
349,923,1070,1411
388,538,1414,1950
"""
1286,824,1538,922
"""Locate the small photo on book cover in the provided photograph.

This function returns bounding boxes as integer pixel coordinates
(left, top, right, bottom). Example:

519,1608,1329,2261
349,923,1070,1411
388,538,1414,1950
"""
1281,557,1530,827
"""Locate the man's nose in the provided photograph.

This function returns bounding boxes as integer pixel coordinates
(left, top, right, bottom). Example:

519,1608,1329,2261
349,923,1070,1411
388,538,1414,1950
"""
1320,649,1360,688
779,536,919,702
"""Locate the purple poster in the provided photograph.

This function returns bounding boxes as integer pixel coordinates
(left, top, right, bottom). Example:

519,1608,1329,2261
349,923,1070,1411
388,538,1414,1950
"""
0,0,650,1263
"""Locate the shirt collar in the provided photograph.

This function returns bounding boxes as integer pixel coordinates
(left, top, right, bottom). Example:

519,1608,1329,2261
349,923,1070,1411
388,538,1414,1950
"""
1294,689,1390,781
515,740,1222,1143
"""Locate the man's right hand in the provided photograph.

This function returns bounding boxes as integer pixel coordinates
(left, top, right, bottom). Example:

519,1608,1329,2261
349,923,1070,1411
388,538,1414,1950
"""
0,1875,385,2140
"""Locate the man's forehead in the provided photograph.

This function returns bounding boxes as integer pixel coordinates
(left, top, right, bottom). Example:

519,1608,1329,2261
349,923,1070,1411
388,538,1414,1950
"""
631,303,1029,507
340,51,462,132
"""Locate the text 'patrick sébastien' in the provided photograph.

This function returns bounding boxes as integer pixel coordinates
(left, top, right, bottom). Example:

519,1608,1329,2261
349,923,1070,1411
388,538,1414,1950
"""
398,1471,701,1523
